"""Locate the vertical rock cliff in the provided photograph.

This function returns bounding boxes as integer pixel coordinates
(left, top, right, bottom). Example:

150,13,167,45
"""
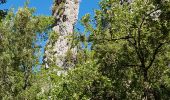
44,0,80,69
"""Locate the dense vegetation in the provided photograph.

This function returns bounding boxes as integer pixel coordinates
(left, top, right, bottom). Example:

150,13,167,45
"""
0,3,54,99
0,0,170,99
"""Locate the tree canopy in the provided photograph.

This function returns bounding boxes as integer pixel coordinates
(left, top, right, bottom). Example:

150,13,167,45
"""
0,0,170,99
0,5,54,99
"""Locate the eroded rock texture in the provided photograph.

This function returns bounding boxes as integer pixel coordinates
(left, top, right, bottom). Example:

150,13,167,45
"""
44,0,80,69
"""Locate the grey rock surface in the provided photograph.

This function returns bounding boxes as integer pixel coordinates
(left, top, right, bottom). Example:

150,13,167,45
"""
44,0,80,69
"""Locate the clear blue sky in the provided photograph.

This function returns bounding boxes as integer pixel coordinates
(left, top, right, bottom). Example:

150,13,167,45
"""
0,0,100,29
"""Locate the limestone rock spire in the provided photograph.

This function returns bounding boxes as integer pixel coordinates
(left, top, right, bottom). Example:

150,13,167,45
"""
44,0,80,69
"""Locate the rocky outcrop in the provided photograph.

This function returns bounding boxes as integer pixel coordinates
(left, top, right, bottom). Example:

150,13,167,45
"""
44,0,80,69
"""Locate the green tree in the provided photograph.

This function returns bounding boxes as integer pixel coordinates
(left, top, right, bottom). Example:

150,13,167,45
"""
36,0,170,99
0,5,54,99
80,0,170,99
39,49,112,100
1,0,170,99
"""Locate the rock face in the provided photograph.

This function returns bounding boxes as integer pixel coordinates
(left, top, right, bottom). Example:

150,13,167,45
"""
44,0,80,69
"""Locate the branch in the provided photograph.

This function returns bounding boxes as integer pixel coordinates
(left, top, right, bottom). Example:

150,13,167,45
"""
95,35,133,43
121,64,140,67
146,7,161,16
137,15,145,48
147,43,164,69
136,15,146,67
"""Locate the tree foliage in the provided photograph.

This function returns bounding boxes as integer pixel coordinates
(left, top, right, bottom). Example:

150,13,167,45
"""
0,5,54,99
80,0,170,99
1,0,170,100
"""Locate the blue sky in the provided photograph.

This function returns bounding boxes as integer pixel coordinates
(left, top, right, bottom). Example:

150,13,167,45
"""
0,0,100,27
